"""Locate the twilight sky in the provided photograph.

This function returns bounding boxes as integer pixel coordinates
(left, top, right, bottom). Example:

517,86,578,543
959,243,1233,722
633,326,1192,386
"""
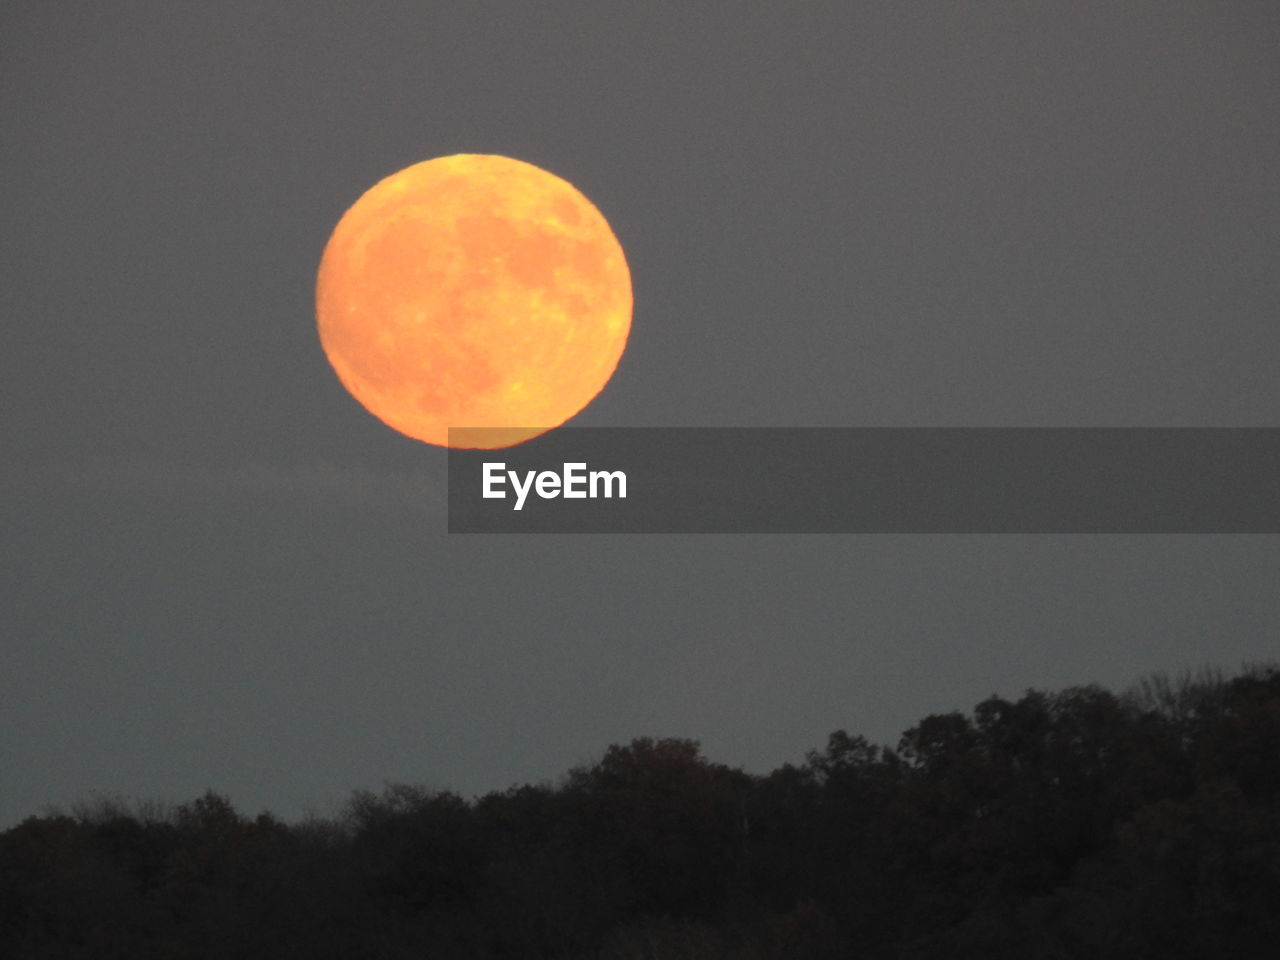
3,1,1278,826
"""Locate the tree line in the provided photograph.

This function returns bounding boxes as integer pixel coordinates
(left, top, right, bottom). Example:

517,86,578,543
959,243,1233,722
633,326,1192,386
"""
2,665,1277,958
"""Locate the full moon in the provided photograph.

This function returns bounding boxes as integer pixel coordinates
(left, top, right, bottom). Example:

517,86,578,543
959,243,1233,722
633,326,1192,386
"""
316,154,631,449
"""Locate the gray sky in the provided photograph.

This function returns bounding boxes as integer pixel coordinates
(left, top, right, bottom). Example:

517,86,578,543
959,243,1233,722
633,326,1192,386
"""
3,1,1278,826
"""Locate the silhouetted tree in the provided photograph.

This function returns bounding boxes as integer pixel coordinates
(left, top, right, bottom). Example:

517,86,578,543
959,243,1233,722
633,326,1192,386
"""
2,664,1277,959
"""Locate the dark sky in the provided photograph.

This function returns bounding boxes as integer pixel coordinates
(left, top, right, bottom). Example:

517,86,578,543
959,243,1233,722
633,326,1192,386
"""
3,1,1278,826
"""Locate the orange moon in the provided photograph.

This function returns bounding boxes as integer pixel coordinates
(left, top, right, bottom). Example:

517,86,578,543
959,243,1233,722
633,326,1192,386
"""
316,154,631,449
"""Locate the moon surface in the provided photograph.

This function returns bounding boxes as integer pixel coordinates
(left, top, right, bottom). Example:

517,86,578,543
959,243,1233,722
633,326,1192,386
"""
316,154,632,449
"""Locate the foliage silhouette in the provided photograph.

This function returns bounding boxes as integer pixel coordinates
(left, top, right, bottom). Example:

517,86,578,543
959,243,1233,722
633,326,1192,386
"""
2,664,1277,959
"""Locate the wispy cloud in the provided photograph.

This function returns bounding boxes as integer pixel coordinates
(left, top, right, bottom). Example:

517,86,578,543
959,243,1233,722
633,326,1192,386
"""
5,458,444,514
